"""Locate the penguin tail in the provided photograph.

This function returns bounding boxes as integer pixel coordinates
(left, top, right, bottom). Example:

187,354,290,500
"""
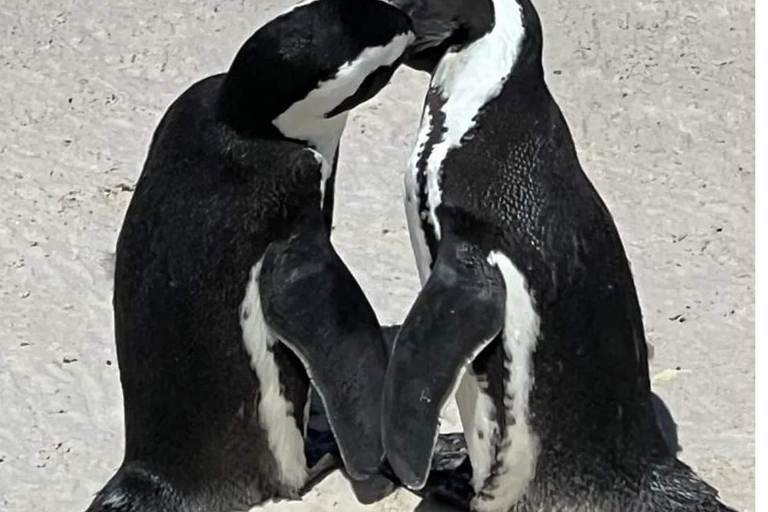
644,459,739,512
85,463,180,512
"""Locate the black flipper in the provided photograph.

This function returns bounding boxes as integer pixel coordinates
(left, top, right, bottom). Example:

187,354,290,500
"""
259,210,389,482
382,239,506,489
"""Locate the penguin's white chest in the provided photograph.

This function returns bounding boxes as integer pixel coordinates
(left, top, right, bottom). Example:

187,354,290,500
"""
240,259,309,491
452,252,541,512
404,1,525,281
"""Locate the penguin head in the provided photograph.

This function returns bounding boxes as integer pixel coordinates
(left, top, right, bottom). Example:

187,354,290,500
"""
397,0,544,74
218,0,416,154
391,0,495,72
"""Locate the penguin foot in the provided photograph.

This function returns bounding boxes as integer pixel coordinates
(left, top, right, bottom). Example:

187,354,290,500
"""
431,432,469,471
418,433,473,509
303,427,395,504
381,432,474,509
304,426,339,469
303,452,342,494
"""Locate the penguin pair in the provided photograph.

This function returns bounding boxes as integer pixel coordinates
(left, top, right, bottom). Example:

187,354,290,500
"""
87,0,468,510
382,0,737,511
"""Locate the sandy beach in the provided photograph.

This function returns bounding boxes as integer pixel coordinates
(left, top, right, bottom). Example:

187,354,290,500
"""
0,0,754,510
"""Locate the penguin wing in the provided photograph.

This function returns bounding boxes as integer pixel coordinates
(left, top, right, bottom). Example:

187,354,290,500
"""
258,209,388,482
382,236,506,490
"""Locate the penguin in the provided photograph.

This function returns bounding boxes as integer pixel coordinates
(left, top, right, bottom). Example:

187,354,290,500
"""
85,0,442,510
381,0,736,511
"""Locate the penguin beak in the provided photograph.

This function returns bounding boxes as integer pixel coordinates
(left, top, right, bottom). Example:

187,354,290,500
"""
382,239,506,489
388,0,460,44
389,0,495,72
259,210,389,481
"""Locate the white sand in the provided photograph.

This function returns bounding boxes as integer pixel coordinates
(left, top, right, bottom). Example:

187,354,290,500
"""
0,0,754,510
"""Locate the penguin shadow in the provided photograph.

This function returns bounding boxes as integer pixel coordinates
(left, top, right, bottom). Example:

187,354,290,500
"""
410,444,473,512
651,391,681,455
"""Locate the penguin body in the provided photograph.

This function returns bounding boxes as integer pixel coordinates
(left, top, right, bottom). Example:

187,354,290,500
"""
88,0,419,510
382,1,735,511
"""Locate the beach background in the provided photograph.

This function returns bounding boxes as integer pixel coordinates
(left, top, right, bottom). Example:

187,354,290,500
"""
0,0,754,510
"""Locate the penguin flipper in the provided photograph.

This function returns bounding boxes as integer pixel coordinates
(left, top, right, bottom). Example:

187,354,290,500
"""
382,239,506,490
259,210,388,482
417,448,474,510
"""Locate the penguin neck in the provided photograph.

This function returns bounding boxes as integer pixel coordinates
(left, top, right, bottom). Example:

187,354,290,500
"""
218,26,413,174
218,74,347,168
414,0,541,242
431,0,541,109
272,107,348,170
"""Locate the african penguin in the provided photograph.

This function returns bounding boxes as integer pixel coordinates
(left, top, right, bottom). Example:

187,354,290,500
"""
381,0,736,511
86,0,430,510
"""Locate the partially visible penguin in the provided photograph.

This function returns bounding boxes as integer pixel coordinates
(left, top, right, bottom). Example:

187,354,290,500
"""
381,0,735,511
85,0,444,510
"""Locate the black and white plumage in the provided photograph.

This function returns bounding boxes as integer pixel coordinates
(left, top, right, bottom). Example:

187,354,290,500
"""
382,0,736,511
86,0,424,510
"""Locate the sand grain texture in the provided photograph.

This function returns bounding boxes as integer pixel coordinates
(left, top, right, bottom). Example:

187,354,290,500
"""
0,0,754,510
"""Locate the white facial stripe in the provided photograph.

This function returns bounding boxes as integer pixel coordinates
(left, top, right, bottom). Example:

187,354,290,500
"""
410,0,526,242
273,31,414,167
240,260,308,490
469,250,540,512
